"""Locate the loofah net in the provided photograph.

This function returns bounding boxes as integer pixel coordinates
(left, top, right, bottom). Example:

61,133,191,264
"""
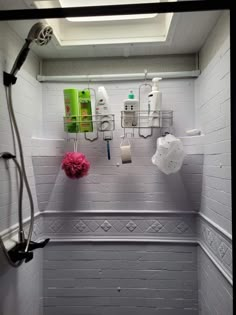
152,134,185,175
62,152,90,179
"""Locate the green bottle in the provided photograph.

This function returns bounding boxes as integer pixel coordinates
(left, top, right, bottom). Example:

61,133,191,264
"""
63,89,79,133
78,89,93,132
128,90,135,99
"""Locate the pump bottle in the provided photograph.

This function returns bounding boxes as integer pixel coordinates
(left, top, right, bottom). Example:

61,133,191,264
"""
148,78,162,127
123,90,139,127
96,86,111,131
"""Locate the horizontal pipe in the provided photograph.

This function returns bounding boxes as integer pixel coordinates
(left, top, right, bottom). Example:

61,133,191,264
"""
0,1,231,21
37,70,200,82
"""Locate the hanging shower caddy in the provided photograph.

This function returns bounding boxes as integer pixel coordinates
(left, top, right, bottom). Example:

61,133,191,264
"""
63,87,115,142
120,71,174,138
120,109,174,137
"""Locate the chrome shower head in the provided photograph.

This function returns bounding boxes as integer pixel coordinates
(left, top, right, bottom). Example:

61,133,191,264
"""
26,22,53,46
9,22,53,77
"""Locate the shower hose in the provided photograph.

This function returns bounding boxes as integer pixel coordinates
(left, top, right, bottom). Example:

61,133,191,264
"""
0,84,35,267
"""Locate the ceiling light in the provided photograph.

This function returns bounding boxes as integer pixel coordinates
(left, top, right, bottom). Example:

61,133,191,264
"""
66,14,157,22
59,0,158,22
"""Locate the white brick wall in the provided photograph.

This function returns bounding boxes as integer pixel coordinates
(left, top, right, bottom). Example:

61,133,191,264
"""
32,154,203,212
0,247,43,315
195,12,232,315
0,21,43,315
0,11,232,315
42,79,195,139
198,247,232,315
0,22,42,232
194,12,231,234
43,243,198,315
35,78,201,213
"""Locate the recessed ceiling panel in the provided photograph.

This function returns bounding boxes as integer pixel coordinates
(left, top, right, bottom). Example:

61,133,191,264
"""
30,0,174,46
4,1,221,58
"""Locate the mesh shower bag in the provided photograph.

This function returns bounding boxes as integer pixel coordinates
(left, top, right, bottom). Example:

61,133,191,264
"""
152,134,185,175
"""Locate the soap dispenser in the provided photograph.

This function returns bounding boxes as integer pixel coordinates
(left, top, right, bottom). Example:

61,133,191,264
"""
123,90,139,127
148,78,162,127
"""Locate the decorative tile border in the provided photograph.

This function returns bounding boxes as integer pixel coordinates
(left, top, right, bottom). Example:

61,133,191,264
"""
40,212,196,239
198,216,232,280
1,211,232,284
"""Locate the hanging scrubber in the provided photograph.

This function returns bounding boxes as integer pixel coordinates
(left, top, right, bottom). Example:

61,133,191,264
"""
62,139,90,179
152,133,185,175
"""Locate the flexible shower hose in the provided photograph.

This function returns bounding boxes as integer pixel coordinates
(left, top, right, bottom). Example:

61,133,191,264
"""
5,84,35,254
0,156,24,267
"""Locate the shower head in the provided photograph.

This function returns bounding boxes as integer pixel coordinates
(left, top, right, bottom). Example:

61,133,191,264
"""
9,22,53,77
26,22,53,46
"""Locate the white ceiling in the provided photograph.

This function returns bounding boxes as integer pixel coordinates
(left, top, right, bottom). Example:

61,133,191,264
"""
1,0,221,58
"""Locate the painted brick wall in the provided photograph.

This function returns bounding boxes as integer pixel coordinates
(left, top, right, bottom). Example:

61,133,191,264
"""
34,29,202,315
0,11,232,315
0,21,43,315
34,78,202,214
0,22,42,232
43,243,198,315
0,247,43,315
198,247,232,315
194,12,231,234
32,153,203,212
195,12,232,315
42,79,195,139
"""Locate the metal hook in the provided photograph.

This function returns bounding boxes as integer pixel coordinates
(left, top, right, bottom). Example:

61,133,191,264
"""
87,75,90,89
144,69,148,85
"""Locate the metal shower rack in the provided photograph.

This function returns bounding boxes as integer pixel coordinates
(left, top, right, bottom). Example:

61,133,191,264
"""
63,114,115,142
120,72,174,138
63,87,115,142
121,109,174,138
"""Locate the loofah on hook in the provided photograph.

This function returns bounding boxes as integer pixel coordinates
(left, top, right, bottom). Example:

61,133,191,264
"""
62,152,90,179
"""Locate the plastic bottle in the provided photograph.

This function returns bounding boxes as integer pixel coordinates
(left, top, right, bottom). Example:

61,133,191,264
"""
63,88,79,133
78,89,93,132
96,86,112,131
148,78,162,127
123,90,139,127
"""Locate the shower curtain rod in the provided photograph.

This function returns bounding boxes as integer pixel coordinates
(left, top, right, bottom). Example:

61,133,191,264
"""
37,70,200,82
0,1,231,21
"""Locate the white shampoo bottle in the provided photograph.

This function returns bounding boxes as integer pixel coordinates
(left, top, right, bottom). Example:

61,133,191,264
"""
148,77,162,127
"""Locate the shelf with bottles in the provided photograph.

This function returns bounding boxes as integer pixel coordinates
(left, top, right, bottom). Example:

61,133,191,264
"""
121,110,173,129
63,114,115,142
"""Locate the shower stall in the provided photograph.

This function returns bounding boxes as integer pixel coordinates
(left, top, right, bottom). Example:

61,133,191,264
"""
0,1,233,315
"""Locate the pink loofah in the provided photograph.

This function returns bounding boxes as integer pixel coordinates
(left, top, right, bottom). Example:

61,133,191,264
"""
62,152,90,179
